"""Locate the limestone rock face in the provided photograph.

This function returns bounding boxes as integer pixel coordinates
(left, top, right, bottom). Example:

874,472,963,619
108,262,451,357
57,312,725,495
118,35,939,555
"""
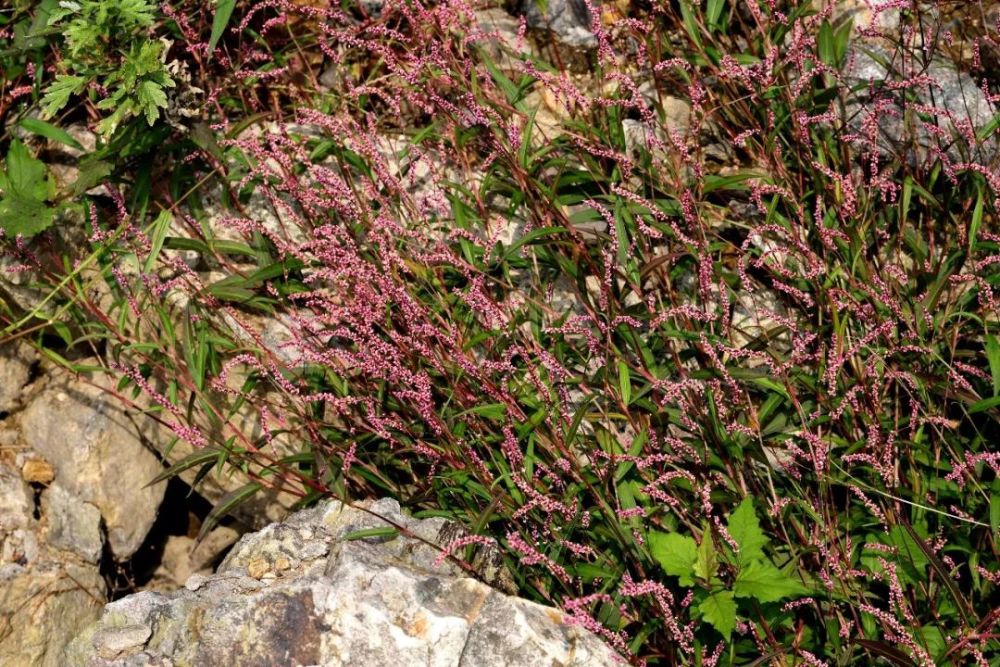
66,498,619,667
0,461,107,667
17,371,167,560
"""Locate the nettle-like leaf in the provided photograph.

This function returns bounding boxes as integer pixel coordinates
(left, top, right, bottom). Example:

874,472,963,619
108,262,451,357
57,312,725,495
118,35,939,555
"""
136,80,170,125
698,590,737,639
41,75,87,117
0,140,57,238
733,559,808,603
727,497,768,565
649,531,697,586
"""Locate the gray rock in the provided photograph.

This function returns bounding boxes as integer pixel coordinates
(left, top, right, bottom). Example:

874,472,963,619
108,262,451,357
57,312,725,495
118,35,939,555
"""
17,368,167,560
523,0,596,48
843,43,999,166
0,558,106,667
0,341,37,413
1,460,107,667
66,498,619,666
42,483,104,564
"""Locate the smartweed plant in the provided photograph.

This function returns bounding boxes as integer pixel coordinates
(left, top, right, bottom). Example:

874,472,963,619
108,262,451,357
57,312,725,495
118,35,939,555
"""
2,0,999,664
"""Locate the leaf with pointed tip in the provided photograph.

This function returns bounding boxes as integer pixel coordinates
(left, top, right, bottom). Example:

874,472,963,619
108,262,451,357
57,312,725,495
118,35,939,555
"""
733,559,807,602
648,531,697,585
197,481,264,543
145,447,225,488
698,591,737,639
727,497,768,565
693,529,718,582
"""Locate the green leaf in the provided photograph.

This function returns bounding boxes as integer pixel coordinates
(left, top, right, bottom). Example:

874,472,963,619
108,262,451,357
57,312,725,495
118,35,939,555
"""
197,481,264,542
991,488,1000,535
818,20,836,67
72,158,113,195
969,185,984,255
967,395,1000,414
727,497,768,565
693,529,718,582
18,118,85,151
136,80,168,125
4,139,48,197
208,0,237,59
618,361,631,405
0,140,56,238
0,195,55,238
733,559,807,602
648,531,697,585
986,335,1000,397
698,591,737,639
889,525,929,580
706,0,725,32
41,74,86,116
342,527,400,541
143,210,173,273
497,226,565,263
145,447,224,487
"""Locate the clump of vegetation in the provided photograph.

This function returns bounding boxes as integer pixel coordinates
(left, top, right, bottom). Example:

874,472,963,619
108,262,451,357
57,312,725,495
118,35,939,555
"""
42,0,174,136
2,0,999,664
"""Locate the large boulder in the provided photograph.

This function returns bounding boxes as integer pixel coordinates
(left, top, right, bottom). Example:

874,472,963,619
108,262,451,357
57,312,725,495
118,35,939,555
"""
66,498,620,666
17,368,167,560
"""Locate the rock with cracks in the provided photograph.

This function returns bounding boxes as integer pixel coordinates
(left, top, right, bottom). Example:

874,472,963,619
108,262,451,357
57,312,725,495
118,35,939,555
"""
66,498,620,666
17,368,167,560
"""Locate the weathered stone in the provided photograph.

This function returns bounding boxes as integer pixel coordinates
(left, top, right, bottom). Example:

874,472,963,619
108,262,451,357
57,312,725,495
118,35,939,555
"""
1,460,106,667
17,368,167,560
842,41,999,166
147,525,242,591
522,0,596,48
42,483,104,564
67,498,618,666
476,8,532,72
0,558,106,667
21,457,55,484
0,341,36,414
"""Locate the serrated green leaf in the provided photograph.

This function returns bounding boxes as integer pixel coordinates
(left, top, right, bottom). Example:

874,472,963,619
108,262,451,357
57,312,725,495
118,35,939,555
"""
648,531,697,585
4,140,48,198
136,79,168,125
0,140,55,238
698,591,737,639
41,74,86,117
733,559,807,602
0,194,55,238
727,497,768,565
